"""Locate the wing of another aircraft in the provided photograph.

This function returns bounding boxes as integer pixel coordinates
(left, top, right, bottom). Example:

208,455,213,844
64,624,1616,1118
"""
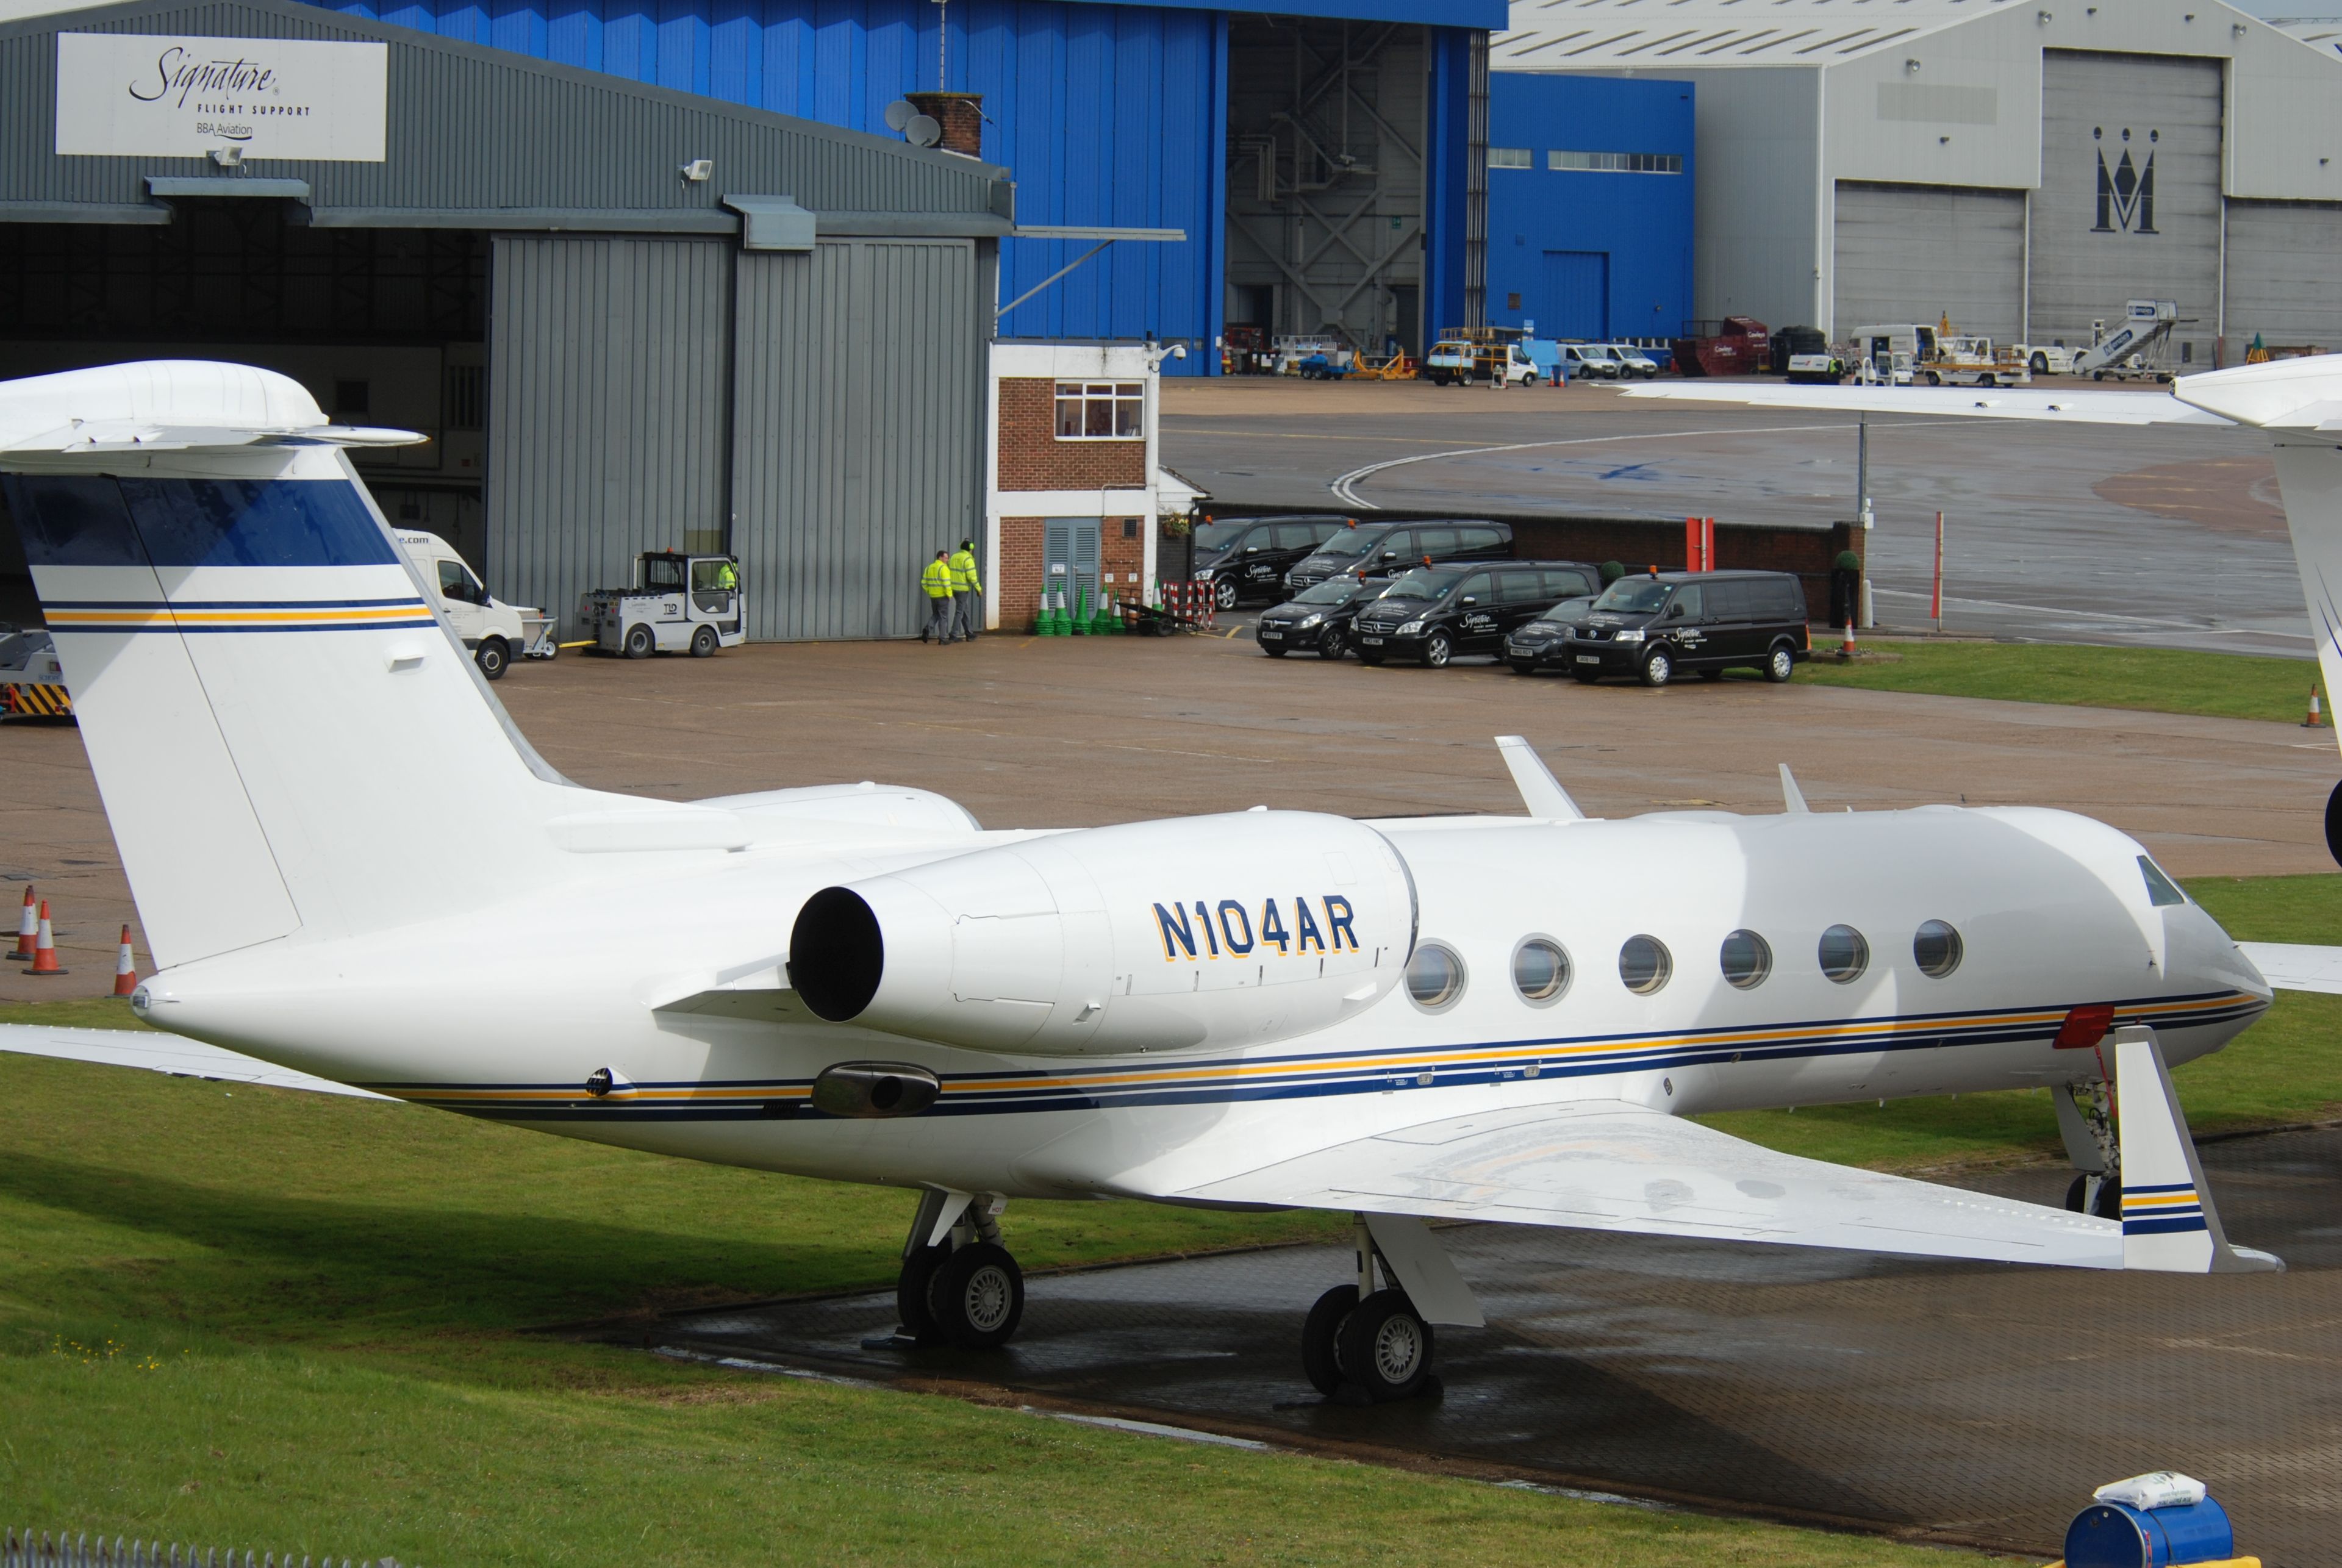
1176,1098,2123,1269
1617,380,2233,427
0,1023,393,1100
2236,942,2342,995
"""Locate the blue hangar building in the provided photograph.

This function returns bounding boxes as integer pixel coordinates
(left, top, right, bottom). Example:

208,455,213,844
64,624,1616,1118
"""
298,0,1511,371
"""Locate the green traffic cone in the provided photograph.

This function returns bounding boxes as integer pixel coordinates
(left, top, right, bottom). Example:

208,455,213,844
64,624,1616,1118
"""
1070,584,1090,635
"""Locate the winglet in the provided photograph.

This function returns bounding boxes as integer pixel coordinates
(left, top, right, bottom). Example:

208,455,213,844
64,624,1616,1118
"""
2115,1028,2282,1273
1494,736,1583,820
1778,764,1810,814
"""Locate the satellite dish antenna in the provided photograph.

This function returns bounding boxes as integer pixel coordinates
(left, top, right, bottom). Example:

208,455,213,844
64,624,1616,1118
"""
904,113,942,149
884,99,915,133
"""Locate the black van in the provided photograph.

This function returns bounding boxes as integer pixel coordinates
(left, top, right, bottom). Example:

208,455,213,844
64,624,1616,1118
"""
1351,560,1602,667
1560,570,1811,687
1283,519,1513,593
1253,575,1388,659
1191,516,1348,609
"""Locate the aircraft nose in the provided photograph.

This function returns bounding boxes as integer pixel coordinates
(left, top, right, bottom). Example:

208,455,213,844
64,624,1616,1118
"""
2171,900,2271,1004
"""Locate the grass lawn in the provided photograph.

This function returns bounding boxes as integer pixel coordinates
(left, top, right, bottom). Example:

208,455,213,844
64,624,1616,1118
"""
4,872,2334,1564
1791,639,2319,726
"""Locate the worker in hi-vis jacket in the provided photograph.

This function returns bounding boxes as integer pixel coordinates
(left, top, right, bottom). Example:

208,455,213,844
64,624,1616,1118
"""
920,550,955,644
947,539,983,643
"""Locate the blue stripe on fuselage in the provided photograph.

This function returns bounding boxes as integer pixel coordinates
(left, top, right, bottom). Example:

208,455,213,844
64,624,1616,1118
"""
3,474,396,568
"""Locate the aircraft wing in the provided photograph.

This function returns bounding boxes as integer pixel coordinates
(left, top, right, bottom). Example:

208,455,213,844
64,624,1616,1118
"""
0,1023,392,1100
2236,942,2342,995
1616,380,2232,426
1175,1098,2121,1269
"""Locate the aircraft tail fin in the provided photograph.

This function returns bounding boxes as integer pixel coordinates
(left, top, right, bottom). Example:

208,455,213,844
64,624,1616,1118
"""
1,361,576,967
2113,1026,2282,1273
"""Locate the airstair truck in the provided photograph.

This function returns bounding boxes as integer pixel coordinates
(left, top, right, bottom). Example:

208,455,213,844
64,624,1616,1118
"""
2071,300,2179,382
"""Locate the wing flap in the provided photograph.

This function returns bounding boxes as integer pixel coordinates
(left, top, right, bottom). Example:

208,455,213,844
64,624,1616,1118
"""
1176,1099,2121,1269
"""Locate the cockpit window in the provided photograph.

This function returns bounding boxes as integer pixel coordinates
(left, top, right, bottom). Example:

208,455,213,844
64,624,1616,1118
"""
2138,856,2186,908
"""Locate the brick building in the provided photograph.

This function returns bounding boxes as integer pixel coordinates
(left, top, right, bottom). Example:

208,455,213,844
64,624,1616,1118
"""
986,343,1194,632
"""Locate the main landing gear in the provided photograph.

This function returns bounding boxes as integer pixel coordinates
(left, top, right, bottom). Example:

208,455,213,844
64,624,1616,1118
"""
1300,1217,1440,1404
887,1189,1025,1350
2054,1080,2123,1220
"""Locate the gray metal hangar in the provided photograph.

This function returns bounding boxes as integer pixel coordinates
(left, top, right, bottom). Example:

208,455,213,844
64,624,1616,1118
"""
0,0,1018,640
1494,0,2342,364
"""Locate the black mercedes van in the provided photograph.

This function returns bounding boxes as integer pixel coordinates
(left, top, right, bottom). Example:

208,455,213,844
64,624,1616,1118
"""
1559,570,1811,687
1190,516,1348,609
1283,518,1513,593
1350,560,1602,667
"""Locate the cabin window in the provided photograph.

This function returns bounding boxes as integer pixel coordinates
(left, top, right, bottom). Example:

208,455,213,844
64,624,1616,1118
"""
1405,942,1466,1011
1819,925,1870,984
1619,935,1672,995
1913,920,1963,978
1719,929,1772,990
1513,937,1571,1004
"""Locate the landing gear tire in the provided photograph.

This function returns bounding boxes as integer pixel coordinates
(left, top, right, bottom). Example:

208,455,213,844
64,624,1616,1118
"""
690,625,719,658
1317,626,1347,660
1640,648,1674,688
1213,578,1239,612
623,624,655,659
1300,1283,1358,1397
897,1240,952,1342
2324,780,2342,867
1336,1289,1434,1403
926,1240,1024,1349
1422,631,1453,668
474,637,509,681
2064,1173,2123,1220
1764,643,1796,683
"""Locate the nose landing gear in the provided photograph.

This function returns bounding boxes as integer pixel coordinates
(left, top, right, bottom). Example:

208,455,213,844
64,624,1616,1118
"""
2053,1080,2122,1220
1300,1218,1440,1405
884,1189,1025,1351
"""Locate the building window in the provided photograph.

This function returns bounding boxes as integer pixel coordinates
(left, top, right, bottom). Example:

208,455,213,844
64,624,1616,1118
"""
1054,382,1144,440
1488,146,1532,169
1547,150,1683,174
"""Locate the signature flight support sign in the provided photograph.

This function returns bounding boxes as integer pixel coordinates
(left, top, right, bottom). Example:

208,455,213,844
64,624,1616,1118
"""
54,34,388,162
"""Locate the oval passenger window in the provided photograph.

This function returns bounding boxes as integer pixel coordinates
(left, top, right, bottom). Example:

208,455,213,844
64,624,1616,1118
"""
1913,920,1963,978
1406,943,1466,1009
1719,929,1772,990
1818,925,1870,984
1513,938,1570,1003
1619,935,1672,996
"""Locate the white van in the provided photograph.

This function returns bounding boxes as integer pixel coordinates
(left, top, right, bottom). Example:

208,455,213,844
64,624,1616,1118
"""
395,532,552,681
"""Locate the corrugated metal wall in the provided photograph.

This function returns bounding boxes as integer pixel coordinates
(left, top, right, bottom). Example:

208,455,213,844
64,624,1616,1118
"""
731,238,983,640
488,235,732,628
2224,200,2342,351
1832,182,2024,343
0,0,1002,220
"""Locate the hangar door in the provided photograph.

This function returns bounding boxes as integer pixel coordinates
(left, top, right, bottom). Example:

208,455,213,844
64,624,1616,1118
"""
1538,252,1610,341
487,236,732,628
2224,200,2342,352
732,238,984,642
1831,182,2024,343
2030,51,2223,365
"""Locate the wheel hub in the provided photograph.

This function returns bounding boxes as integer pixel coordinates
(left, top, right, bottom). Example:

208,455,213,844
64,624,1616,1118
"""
964,1265,1012,1332
1372,1314,1423,1383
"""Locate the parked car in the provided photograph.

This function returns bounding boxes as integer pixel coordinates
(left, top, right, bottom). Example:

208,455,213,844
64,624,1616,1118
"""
1253,575,1388,660
1603,344,1662,379
1284,519,1513,593
1502,593,1602,673
1351,560,1602,668
1557,343,1620,381
1191,516,1348,610
1560,570,1811,687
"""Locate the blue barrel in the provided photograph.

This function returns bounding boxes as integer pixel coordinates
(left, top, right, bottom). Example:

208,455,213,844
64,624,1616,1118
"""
2064,1497,2234,1568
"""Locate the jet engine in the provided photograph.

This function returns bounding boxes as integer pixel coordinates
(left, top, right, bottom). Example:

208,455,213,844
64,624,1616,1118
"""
789,811,1415,1056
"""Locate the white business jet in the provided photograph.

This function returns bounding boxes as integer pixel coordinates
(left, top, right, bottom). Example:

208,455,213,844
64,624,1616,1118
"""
0,359,2316,1405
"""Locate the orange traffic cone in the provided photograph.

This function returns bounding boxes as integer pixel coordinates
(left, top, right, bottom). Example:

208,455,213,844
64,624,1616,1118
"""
29,900,66,976
8,886,33,961
2305,687,2325,729
110,925,137,998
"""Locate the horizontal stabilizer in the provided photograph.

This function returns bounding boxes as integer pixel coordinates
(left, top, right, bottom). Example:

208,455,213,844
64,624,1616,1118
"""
1176,1098,2123,1269
0,1022,390,1100
2235,942,2342,995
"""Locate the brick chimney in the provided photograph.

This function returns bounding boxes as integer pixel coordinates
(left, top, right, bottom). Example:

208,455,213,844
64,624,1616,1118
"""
905,91,984,159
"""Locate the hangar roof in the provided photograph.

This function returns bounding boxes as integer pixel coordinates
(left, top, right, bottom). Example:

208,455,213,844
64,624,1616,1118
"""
1494,0,2255,71
0,0,1012,234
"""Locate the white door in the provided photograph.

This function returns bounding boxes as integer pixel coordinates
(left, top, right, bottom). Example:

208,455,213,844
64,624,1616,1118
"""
433,557,486,642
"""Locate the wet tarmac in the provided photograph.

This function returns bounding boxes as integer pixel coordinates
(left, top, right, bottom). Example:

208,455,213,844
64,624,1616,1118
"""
651,1125,2342,1565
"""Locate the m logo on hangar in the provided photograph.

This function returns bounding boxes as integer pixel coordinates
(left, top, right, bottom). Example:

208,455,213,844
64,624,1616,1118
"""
2094,125,2160,235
